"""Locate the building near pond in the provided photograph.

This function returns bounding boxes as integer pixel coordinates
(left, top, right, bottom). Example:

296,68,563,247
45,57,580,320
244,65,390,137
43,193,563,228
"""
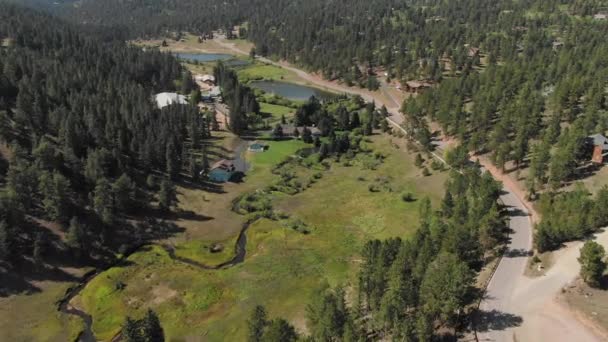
155,92,188,109
248,142,268,152
200,74,216,86
208,159,236,182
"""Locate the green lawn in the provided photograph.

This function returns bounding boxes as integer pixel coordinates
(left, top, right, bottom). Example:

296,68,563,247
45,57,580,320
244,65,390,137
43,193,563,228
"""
237,63,292,82
260,102,294,123
74,134,447,341
246,139,307,168
173,236,239,266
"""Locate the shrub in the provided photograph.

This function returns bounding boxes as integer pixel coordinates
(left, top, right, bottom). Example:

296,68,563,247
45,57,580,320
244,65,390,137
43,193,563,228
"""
422,167,431,176
431,159,444,171
402,192,415,202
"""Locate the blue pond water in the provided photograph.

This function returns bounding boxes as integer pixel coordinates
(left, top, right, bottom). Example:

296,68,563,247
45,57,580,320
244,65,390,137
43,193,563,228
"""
175,53,234,62
249,80,335,101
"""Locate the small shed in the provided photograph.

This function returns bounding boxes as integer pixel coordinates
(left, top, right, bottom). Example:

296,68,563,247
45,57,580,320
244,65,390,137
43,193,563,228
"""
588,134,608,164
208,159,236,182
248,142,268,152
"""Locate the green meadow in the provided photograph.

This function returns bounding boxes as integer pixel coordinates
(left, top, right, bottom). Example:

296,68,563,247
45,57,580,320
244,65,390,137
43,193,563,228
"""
74,134,447,341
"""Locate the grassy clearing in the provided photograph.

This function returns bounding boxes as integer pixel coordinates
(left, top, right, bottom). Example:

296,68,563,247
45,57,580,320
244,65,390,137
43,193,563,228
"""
246,139,307,169
0,282,83,342
133,33,230,54
237,63,291,82
181,61,215,76
230,38,254,52
575,166,608,195
75,134,447,341
173,236,239,266
75,245,228,340
260,102,294,122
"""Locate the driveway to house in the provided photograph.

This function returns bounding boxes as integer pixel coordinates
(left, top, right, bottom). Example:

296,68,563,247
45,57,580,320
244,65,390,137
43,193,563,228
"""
477,223,608,342
213,38,607,341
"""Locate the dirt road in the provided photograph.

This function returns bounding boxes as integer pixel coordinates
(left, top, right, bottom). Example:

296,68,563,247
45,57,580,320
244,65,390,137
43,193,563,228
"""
213,38,606,341
478,227,608,342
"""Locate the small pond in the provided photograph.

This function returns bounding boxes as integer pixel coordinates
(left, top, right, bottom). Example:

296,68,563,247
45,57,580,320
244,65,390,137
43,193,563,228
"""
249,80,336,101
175,52,234,62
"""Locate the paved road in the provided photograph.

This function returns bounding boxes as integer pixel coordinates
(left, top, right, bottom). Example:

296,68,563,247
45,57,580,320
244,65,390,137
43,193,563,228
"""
477,189,533,342
478,217,607,342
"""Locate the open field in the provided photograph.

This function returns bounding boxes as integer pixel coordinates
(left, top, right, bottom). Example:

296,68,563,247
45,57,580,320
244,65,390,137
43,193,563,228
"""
237,63,301,83
259,102,295,123
0,281,83,341
133,33,238,54
73,133,448,340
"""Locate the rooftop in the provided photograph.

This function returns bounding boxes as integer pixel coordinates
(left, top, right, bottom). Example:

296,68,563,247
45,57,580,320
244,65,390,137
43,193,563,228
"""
589,134,608,150
155,92,188,109
211,159,235,171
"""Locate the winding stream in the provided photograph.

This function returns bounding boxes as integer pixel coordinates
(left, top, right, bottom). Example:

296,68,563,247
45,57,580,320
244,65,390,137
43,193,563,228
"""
59,141,253,341
59,226,251,341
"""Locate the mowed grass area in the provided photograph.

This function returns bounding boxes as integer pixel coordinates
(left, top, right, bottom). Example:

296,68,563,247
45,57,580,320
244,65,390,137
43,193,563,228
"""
75,133,447,341
238,62,303,84
260,102,294,123
0,281,83,341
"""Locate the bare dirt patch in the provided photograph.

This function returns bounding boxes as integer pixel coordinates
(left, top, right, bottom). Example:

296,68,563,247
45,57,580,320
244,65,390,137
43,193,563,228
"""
560,278,608,340
151,284,178,305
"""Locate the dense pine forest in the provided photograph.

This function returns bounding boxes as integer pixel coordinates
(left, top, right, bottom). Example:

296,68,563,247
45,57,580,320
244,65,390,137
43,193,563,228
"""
0,3,209,271
4,0,608,340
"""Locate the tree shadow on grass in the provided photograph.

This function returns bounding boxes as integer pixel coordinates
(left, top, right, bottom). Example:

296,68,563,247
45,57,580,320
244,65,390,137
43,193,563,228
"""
474,309,523,332
0,257,82,297
0,266,42,296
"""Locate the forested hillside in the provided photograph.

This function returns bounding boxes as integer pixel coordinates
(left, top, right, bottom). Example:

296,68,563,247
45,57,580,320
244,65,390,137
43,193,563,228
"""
0,3,205,270
43,0,608,82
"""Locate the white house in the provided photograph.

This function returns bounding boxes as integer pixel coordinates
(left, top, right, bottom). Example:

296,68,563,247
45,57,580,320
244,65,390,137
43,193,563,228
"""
155,92,188,109
195,74,216,86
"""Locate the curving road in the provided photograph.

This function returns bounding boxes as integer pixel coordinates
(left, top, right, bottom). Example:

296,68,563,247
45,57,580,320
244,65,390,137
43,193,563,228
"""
212,38,605,341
